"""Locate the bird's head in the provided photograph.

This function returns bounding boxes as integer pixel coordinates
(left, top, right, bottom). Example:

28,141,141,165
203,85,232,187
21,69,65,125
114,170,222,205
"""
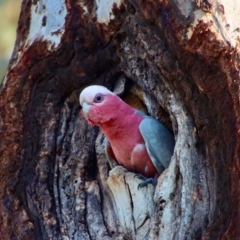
79,85,122,126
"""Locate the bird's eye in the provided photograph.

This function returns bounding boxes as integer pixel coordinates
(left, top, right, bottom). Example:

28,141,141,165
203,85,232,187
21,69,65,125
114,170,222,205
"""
94,93,104,103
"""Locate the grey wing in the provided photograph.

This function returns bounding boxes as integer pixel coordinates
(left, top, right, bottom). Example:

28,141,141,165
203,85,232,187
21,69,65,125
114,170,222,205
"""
139,117,175,174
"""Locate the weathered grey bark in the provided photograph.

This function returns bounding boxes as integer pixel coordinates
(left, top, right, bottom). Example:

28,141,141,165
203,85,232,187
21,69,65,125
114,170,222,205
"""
0,0,239,239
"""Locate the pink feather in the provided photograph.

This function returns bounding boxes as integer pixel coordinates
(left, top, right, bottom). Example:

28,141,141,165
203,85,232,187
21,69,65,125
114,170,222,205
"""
82,93,159,178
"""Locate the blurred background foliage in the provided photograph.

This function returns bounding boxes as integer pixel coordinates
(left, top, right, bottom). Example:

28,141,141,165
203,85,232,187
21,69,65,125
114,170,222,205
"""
0,0,21,83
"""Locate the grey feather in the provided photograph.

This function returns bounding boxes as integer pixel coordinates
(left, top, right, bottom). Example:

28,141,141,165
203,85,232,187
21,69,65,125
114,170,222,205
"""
138,113,175,174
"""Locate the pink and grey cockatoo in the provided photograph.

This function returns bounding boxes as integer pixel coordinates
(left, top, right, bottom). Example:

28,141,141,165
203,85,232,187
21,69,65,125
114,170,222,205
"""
79,85,174,186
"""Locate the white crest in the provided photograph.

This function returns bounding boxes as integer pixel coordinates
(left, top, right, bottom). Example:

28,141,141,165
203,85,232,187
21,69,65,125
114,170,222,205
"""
79,85,114,106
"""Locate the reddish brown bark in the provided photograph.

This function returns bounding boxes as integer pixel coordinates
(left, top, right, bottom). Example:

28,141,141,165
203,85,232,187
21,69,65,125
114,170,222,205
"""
0,0,239,239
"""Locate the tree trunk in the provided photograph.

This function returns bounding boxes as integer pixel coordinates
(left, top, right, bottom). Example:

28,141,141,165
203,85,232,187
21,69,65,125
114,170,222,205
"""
0,0,239,239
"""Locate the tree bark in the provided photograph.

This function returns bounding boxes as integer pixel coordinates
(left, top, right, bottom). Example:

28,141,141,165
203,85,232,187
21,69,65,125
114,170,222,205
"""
0,0,239,239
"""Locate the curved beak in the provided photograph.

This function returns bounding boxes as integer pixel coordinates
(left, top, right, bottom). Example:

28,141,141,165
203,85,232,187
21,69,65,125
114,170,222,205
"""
82,102,91,119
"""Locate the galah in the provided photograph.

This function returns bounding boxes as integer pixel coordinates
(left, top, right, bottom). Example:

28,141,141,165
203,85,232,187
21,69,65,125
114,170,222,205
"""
79,85,175,186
